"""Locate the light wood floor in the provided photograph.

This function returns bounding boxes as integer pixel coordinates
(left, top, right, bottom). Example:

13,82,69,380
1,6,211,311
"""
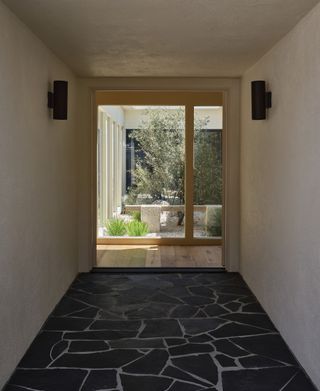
96,245,222,268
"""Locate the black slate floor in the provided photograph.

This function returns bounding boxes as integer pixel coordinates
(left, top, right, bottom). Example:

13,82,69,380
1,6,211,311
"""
4,272,317,391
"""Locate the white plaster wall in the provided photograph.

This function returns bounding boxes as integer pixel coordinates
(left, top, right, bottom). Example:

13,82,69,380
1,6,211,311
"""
241,4,320,388
0,3,78,387
77,78,240,273
195,108,223,129
101,105,125,127
124,108,165,129
123,107,223,130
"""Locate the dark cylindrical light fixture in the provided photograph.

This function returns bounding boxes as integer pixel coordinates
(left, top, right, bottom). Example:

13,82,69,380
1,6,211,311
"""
48,80,68,120
251,80,272,120
53,80,68,120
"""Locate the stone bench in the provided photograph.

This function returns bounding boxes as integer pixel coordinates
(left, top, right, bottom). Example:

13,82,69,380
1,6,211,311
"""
140,205,161,233
125,204,222,232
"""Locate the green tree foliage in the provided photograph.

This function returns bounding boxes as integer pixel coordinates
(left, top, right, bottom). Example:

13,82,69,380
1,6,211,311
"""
127,108,222,205
194,120,222,205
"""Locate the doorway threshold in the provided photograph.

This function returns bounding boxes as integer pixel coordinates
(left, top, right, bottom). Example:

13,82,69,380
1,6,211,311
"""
91,267,226,273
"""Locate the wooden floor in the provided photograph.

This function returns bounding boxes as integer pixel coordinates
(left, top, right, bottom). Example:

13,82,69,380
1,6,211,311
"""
96,245,222,268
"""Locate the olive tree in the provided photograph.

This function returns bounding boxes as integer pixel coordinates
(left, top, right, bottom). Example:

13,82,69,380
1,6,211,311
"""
127,107,222,206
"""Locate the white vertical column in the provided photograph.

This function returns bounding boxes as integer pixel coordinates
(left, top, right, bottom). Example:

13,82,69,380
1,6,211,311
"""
112,121,116,216
118,124,123,211
106,116,113,219
122,126,126,198
102,113,126,220
100,111,108,226
97,109,103,229
114,122,119,214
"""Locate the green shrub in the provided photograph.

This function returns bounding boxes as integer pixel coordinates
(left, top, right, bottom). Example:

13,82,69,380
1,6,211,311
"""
207,207,222,237
106,219,126,236
131,210,141,221
126,220,149,236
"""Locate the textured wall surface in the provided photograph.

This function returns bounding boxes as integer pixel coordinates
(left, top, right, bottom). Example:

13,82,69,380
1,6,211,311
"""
241,4,320,388
0,3,78,388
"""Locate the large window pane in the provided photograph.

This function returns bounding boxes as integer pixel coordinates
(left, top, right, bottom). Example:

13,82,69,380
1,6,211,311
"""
97,105,185,238
193,106,223,238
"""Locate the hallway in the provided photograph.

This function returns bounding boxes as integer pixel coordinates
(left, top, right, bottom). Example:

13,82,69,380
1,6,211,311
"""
4,273,316,391
1,0,320,389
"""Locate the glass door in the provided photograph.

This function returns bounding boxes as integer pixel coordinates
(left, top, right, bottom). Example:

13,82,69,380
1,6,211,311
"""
95,91,224,267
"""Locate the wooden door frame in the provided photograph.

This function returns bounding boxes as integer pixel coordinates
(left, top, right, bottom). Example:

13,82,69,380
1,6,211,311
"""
90,90,227,266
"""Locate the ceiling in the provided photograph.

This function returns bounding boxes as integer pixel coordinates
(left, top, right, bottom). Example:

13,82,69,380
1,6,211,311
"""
2,0,319,77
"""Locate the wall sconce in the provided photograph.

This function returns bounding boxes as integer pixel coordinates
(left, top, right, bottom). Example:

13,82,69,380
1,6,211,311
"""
251,80,272,120
48,80,68,120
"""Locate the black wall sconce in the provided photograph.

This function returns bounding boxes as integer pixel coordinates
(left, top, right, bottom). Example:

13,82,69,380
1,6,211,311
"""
251,80,272,120
48,80,68,120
